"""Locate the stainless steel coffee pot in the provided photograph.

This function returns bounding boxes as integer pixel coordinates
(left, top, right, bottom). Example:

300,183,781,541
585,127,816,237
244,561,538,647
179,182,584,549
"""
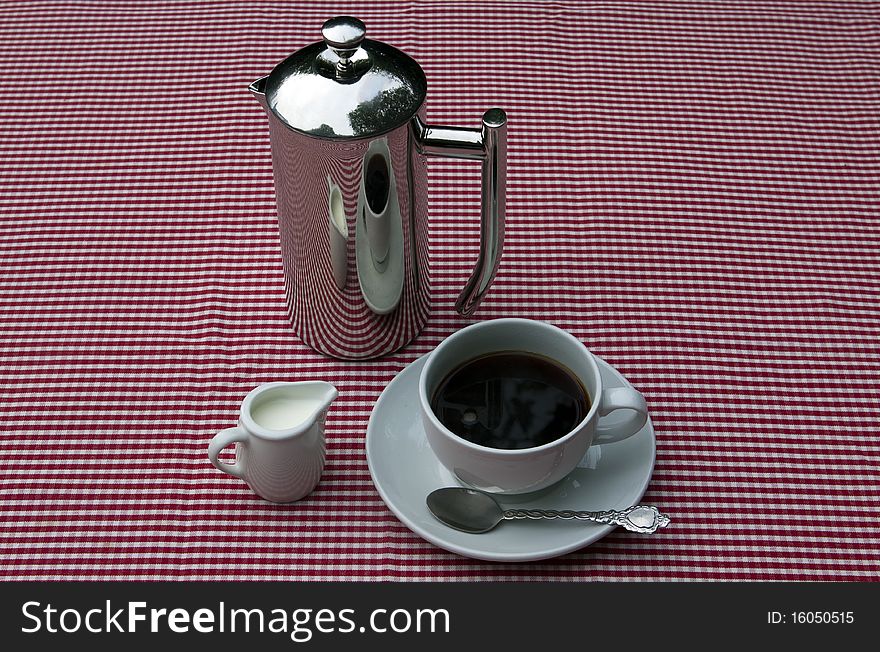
250,16,506,359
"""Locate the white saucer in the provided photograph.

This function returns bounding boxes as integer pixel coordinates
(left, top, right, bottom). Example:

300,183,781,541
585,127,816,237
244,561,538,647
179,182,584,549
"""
366,354,657,562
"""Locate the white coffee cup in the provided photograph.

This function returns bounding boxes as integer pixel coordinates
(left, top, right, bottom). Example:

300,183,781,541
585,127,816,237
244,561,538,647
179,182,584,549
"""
419,319,648,495
208,381,338,503
362,142,392,264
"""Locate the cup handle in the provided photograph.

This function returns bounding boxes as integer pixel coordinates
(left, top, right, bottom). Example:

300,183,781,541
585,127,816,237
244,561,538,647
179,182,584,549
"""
208,427,249,479
594,387,649,444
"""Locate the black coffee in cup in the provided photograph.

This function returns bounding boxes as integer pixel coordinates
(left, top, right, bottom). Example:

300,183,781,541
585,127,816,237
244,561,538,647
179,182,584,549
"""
364,153,389,214
430,351,590,450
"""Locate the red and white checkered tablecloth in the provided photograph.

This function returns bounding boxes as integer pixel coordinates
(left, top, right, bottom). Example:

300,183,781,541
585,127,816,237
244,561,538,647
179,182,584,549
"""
1,1,878,581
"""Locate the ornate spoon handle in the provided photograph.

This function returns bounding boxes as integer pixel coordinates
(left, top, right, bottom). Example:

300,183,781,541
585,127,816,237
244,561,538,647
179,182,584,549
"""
502,505,670,534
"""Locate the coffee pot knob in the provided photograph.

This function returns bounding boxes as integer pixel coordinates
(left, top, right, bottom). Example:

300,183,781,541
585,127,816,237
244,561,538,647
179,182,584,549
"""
321,16,366,67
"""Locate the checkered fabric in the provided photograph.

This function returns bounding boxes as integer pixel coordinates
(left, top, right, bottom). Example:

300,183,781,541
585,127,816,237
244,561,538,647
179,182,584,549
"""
1,1,878,580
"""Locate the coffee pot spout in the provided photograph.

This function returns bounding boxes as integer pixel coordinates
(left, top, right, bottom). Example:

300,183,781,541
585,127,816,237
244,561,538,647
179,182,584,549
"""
249,76,269,111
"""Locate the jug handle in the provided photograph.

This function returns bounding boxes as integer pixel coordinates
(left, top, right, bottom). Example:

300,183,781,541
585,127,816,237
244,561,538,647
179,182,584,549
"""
413,109,507,316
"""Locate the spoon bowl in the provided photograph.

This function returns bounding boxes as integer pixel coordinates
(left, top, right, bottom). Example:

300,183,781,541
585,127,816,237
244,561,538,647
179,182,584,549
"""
427,488,503,533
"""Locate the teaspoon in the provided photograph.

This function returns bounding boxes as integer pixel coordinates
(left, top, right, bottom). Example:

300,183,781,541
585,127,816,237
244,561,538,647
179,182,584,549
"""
426,487,671,534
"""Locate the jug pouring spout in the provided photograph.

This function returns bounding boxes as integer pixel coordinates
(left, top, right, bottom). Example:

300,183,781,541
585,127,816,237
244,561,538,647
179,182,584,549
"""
290,381,339,425
249,76,269,111
310,381,340,411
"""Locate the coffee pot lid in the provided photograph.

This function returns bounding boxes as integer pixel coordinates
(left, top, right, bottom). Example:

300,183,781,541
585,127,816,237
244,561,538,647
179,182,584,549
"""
264,17,427,139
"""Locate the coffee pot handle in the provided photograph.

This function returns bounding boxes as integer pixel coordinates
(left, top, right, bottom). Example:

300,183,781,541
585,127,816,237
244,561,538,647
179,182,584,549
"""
413,109,507,316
